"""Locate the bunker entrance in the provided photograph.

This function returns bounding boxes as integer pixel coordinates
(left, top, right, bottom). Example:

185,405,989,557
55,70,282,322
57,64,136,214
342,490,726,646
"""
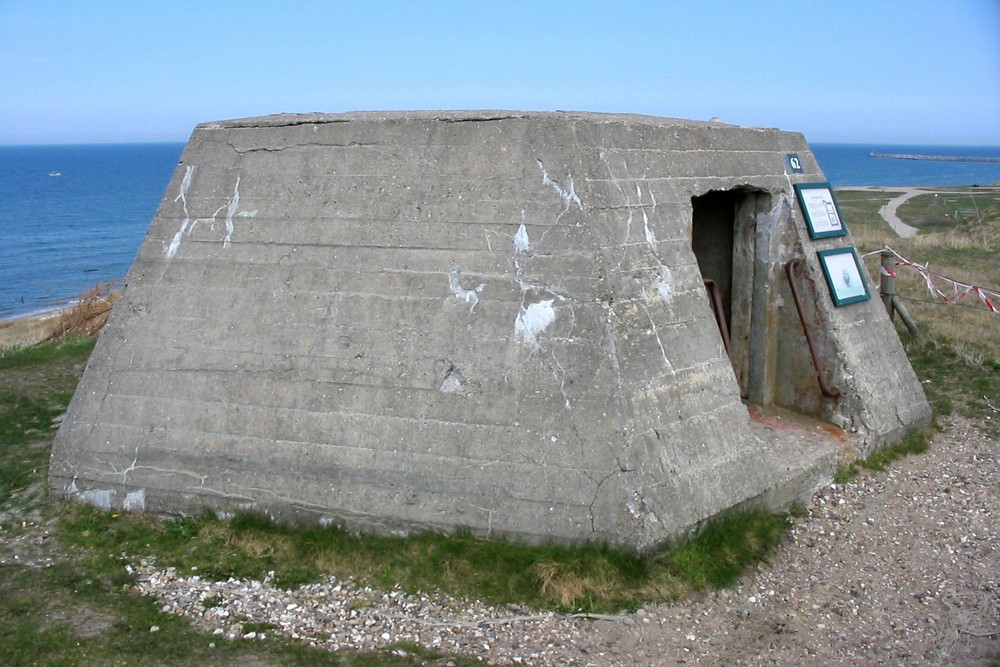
691,188,769,403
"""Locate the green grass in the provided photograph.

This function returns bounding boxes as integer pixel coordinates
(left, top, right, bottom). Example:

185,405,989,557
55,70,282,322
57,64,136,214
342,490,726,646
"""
830,326,999,486
661,510,790,590
58,502,790,614
834,428,932,484
0,335,97,372
897,191,1000,230
902,334,1000,433
0,391,72,505
0,337,95,507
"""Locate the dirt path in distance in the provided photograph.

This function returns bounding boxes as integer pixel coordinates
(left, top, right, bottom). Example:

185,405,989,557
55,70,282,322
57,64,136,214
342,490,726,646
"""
838,186,929,238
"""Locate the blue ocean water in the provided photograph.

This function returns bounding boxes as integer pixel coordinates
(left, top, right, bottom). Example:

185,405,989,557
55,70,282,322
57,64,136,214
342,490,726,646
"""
0,143,183,319
1,141,998,320
812,143,1000,187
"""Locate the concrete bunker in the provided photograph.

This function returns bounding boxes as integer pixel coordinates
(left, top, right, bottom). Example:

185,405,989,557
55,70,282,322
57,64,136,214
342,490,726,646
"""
50,111,931,551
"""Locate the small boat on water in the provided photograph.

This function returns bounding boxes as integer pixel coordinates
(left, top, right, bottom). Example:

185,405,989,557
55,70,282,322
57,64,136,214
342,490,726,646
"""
49,171,61,176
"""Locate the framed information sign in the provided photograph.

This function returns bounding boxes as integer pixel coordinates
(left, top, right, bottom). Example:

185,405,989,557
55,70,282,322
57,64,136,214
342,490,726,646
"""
817,247,870,306
795,182,846,239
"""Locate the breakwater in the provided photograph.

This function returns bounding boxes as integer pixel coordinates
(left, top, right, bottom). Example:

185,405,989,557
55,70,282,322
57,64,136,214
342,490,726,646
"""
870,152,1000,163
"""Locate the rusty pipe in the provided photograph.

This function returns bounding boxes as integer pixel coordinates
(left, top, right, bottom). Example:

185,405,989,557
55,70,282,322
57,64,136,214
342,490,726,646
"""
704,279,735,361
704,279,746,399
784,258,841,399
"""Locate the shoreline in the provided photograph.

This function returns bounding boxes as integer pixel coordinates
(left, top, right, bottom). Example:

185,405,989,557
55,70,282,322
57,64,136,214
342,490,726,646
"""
0,302,76,324
0,291,113,348
0,304,78,348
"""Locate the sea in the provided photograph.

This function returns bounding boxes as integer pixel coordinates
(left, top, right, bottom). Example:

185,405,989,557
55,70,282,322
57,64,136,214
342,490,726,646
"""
1,142,999,320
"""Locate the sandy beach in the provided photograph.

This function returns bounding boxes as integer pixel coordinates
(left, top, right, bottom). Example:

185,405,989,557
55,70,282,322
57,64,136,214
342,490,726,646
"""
0,285,115,348
0,307,76,348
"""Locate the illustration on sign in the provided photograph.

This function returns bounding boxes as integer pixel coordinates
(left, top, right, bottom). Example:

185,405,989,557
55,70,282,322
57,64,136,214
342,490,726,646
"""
795,182,846,239
818,247,870,306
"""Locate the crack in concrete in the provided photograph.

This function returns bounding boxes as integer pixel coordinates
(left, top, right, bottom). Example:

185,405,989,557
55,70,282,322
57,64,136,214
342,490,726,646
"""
438,115,526,123
585,458,633,533
207,118,353,131
227,140,382,154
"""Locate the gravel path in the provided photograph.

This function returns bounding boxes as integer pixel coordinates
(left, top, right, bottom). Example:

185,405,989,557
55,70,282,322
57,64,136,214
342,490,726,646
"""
131,416,999,666
877,189,923,238
835,186,989,239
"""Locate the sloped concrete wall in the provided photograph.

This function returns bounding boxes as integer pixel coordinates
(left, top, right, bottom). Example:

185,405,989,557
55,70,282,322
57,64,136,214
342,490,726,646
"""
50,111,930,550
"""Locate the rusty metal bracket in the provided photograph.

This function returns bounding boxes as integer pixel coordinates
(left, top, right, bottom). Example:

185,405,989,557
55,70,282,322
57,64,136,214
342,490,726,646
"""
784,259,841,399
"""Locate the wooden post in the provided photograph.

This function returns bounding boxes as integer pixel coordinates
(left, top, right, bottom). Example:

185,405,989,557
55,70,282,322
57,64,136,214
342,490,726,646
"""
892,296,921,336
880,249,920,335
879,250,897,320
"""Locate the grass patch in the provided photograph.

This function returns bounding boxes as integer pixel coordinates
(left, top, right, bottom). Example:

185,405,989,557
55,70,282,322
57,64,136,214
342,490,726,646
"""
0,337,95,507
58,504,792,613
832,189,902,238
0,335,96,372
660,509,789,590
861,429,931,473
833,461,859,485
832,428,932,484
0,391,73,505
902,334,1000,435
897,191,1000,231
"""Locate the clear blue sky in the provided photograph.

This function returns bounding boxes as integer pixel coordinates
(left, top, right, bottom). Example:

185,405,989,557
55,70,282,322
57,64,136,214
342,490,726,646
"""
2,0,998,145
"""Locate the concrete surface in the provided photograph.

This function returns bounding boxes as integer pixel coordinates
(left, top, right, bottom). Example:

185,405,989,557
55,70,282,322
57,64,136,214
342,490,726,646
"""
49,111,931,550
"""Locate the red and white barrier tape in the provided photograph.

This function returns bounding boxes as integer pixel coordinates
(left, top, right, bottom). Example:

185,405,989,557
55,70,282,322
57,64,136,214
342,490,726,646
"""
864,247,1000,315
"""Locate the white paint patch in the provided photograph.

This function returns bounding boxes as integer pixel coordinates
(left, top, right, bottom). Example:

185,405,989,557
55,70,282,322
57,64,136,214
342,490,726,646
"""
515,299,556,346
175,165,196,208
643,209,656,244
657,266,673,302
80,489,115,511
439,367,467,394
166,165,197,259
223,176,243,248
537,160,583,212
166,220,190,259
625,491,644,519
165,169,258,258
641,303,674,374
123,489,146,512
120,444,140,482
637,186,657,244
657,281,672,302
514,218,530,253
447,269,486,312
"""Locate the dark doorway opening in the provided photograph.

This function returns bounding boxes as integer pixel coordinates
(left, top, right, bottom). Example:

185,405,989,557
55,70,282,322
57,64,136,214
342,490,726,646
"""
692,191,738,325
691,188,769,400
